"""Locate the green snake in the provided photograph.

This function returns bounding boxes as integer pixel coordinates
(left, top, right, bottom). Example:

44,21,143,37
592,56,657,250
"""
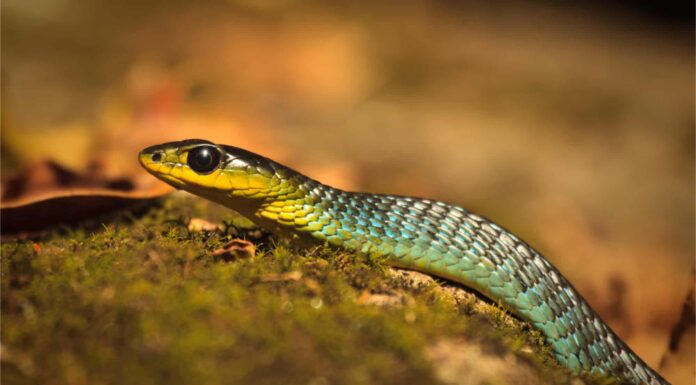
139,139,669,385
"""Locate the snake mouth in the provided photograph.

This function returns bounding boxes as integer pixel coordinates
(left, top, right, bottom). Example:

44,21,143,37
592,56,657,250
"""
153,173,186,188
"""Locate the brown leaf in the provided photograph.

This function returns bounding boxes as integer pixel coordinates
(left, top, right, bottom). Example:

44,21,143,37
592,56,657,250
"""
258,271,303,283
187,218,223,233
356,290,404,307
302,278,322,294
212,239,255,262
1,159,172,235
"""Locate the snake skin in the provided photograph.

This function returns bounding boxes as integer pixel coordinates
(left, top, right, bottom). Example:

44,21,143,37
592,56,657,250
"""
139,140,669,385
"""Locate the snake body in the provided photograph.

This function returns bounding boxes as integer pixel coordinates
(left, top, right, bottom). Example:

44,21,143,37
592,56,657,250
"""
139,139,668,385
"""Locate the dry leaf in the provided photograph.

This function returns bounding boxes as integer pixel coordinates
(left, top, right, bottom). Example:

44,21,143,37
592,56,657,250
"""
212,239,255,262
258,271,303,283
187,218,223,232
1,159,172,235
356,290,404,307
302,278,321,294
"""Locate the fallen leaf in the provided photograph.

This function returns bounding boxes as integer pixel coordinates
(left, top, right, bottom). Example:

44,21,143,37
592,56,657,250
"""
1,159,172,235
100,286,116,301
356,291,404,307
187,218,223,233
302,278,322,294
357,290,371,304
258,271,303,283
212,239,255,262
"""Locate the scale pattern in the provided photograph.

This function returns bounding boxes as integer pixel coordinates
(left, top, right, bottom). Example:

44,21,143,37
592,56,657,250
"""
256,178,668,385
139,140,669,385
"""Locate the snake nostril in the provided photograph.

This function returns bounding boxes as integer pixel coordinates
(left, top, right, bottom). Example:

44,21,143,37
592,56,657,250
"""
151,153,162,162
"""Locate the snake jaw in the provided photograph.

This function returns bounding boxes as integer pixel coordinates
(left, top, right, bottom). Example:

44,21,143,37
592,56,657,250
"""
154,173,187,189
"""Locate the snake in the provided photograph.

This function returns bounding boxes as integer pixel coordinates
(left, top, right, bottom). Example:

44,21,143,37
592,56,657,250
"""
139,139,669,385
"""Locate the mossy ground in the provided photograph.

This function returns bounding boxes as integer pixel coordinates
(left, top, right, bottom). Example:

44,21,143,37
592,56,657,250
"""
2,195,584,385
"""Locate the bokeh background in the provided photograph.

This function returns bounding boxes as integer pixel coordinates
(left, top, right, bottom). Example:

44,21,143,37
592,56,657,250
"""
2,1,694,383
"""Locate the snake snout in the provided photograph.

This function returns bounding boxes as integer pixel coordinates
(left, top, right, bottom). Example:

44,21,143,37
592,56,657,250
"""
139,142,173,169
138,150,163,169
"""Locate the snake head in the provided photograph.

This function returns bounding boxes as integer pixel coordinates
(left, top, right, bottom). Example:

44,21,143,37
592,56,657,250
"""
139,139,222,189
139,139,295,203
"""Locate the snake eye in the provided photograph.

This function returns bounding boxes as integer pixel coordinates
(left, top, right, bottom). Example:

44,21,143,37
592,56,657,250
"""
187,145,221,174
151,152,162,162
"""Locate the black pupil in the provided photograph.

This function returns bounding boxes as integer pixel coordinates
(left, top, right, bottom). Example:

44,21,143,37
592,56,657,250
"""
151,153,162,162
188,146,220,173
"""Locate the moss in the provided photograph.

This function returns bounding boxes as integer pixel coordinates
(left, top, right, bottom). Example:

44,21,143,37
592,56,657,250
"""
2,195,586,385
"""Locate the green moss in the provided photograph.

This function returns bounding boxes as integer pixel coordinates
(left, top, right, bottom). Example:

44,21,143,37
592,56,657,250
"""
2,196,584,385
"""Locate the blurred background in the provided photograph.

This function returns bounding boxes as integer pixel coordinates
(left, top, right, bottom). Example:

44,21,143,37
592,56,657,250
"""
2,0,693,383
